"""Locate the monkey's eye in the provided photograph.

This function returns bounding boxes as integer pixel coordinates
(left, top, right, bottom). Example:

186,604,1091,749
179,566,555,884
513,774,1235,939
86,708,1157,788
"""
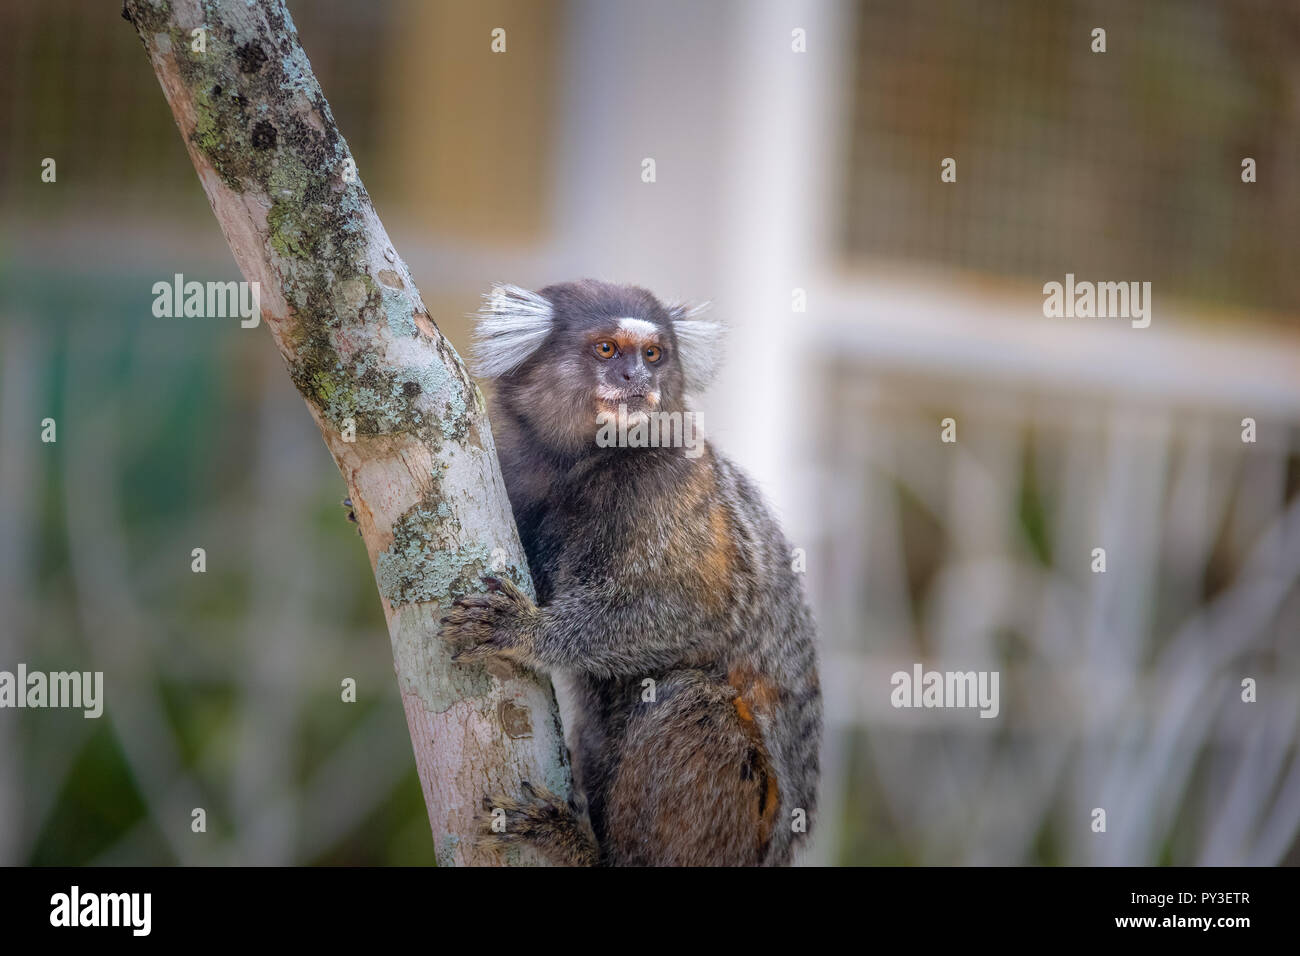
593,341,616,359
645,345,662,363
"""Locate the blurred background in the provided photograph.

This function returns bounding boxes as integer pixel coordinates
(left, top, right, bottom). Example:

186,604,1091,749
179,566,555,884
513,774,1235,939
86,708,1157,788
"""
1,0,1298,865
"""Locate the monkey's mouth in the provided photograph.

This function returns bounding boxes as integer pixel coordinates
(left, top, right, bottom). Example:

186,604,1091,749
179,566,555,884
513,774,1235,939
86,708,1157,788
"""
596,388,659,415
616,393,649,412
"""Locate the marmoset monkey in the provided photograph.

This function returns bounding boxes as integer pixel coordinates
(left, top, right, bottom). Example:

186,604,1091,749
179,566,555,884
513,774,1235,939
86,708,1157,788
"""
438,279,822,866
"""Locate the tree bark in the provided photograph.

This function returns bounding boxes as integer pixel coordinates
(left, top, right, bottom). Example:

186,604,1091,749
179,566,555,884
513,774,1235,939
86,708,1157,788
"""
123,0,571,866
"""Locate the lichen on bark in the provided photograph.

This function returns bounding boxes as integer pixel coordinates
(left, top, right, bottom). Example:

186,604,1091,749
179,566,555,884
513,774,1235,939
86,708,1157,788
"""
125,0,572,865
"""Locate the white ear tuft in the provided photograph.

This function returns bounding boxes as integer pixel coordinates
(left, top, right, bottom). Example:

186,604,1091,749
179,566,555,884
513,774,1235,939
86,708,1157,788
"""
471,284,554,378
669,301,724,392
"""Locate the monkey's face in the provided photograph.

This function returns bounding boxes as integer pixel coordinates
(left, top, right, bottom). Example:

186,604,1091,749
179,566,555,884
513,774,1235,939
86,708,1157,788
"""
586,318,674,423
535,284,687,450
473,279,722,455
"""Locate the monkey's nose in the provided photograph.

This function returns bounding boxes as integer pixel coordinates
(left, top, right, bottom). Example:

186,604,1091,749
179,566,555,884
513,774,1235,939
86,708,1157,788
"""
619,362,650,387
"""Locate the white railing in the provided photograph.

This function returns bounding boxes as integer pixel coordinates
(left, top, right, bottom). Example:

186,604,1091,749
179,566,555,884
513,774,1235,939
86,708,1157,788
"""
803,269,1300,864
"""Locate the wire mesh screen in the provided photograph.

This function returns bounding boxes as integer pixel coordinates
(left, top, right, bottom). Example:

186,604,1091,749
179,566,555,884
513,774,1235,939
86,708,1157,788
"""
0,0,395,219
842,0,1300,318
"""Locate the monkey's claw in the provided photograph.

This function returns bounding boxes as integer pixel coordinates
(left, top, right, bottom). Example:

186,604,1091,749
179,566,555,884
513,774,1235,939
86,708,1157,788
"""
438,576,538,664
477,784,571,852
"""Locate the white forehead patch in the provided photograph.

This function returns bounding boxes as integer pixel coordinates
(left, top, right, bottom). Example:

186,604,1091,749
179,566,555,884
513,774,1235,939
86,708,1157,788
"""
617,317,659,339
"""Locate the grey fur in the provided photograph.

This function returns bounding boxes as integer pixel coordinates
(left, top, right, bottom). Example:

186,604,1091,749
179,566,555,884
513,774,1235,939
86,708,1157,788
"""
441,279,822,867
471,283,555,379
668,301,724,393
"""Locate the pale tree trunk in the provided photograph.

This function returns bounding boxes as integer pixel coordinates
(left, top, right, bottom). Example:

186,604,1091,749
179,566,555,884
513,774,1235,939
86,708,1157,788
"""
123,0,572,866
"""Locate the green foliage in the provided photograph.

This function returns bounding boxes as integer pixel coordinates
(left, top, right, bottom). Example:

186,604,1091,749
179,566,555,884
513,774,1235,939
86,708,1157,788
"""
2,268,434,865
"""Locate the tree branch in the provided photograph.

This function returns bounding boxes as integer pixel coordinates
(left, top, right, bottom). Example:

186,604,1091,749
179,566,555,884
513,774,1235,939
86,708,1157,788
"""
123,0,572,866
